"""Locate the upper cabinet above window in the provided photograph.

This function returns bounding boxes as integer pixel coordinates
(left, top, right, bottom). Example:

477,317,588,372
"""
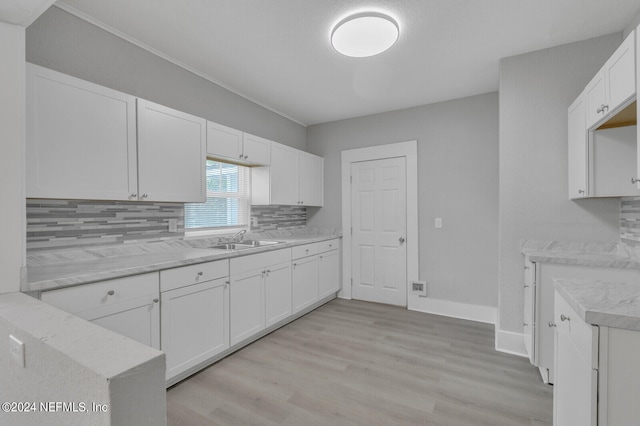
206,121,271,166
26,63,206,203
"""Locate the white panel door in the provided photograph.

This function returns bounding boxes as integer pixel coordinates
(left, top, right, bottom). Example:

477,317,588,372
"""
26,63,137,200
351,157,407,306
137,99,206,202
161,278,229,381
265,262,292,327
229,268,265,346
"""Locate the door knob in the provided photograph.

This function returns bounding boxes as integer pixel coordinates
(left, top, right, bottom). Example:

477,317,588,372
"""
399,237,405,244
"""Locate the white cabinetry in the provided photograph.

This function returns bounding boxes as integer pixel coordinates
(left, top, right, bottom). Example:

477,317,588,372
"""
585,31,636,129
26,63,206,203
554,290,640,426
318,241,340,299
137,99,206,202
160,260,229,383
292,251,319,314
527,262,640,383
523,258,536,364
252,142,324,206
26,63,137,200
292,239,340,313
206,121,270,166
41,273,160,349
568,92,588,199
229,248,291,346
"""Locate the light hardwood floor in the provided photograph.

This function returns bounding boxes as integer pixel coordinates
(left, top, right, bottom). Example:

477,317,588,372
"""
167,299,552,425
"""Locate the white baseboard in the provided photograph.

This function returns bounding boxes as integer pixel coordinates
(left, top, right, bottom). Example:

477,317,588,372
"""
495,329,527,357
408,297,497,325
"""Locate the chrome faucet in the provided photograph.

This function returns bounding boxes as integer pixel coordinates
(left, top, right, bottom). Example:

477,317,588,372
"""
227,229,247,243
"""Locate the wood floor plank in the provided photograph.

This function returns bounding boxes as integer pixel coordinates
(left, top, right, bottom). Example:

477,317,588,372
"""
167,299,552,425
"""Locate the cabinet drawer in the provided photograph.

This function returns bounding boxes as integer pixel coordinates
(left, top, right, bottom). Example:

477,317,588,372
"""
41,273,158,314
292,243,317,259
555,289,599,369
230,248,291,275
160,260,229,292
317,239,339,254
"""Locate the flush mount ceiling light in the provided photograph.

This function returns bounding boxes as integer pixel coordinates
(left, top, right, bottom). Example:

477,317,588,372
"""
331,12,399,58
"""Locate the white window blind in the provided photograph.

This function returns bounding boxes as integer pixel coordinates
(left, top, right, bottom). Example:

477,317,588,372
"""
185,160,250,230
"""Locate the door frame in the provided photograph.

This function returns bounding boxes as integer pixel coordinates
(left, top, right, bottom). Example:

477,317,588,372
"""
340,140,419,302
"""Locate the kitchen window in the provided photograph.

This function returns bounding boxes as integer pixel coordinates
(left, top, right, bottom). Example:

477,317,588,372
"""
185,160,250,232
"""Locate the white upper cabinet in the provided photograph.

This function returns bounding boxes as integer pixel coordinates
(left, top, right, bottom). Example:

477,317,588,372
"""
568,92,588,199
137,99,206,203
26,64,206,203
252,141,324,206
586,31,636,129
206,121,271,166
26,63,138,200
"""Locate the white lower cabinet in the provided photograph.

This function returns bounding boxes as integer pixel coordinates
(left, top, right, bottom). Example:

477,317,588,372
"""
292,255,319,314
230,248,292,346
318,248,340,299
554,289,640,426
160,260,229,382
40,273,160,349
292,238,340,313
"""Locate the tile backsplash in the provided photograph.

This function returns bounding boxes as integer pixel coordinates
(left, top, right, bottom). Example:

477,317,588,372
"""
620,197,640,253
26,200,307,252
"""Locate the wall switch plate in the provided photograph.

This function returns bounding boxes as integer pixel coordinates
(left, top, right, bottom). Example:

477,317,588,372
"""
435,217,443,229
9,335,24,368
168,219,178,233
411,280,428,297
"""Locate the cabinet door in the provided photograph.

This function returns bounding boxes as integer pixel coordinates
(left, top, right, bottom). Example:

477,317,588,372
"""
161,278,229,381
585,70,607,129
292,256,319,314
242,133,271,166
604,31,635,114
26,63,137,200
230,269,265,346
265,262,292,327
137,99,206,202
299,152,324,206
269,142,299,205
523,260,536,364
568,93,588,199
78,295,160,350
554,292,597,426
318,249,340,299
206,121,242,161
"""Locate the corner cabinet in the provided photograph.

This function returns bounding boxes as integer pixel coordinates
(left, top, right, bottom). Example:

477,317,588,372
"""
137,99,206,202
26,63,206,203
567,30,639,199
206,121,271,166
40,273,160,350
252,142,324,206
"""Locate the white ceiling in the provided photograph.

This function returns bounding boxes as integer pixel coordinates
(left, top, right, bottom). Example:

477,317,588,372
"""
55,0,640,126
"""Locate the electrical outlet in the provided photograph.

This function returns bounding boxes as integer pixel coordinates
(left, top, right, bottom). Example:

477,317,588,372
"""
435,217,443,229
9,335,24,368
411,281,428,297
168,219,178,233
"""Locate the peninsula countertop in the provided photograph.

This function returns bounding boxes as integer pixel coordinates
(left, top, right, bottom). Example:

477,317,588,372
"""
521,240,640,269
25,229,341,293
554,278,640,332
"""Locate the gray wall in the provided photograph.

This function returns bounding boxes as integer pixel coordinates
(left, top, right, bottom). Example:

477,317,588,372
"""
26,6,306,150
498,34,623,334
307,93,499,308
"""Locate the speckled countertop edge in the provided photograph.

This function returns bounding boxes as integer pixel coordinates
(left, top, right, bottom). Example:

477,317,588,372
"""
24,229,341,293
521,239,640,269
554,278,640,331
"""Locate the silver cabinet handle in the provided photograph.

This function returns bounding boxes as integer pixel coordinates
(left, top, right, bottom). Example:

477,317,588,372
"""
560,314,570,322
549,321,556,328
399,237,405,244
632,177,640,184
578,189,585,194
523,323,528,327
524,284,529,288
130,193,137,198
244,155,248,160
239,153,243,159
107,290,115,296
524,265,529,270
596,104,609,114
197,271,203,276
153,298,159,303
141,193,148,198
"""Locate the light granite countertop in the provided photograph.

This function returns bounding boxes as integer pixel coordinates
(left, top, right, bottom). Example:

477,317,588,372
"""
521,240,640,269
24,229,341,293
554,278,640,332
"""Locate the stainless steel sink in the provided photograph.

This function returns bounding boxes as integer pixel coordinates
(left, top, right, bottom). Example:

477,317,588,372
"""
208,240,283,251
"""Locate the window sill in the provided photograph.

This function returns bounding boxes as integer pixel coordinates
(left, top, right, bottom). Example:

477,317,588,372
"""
184,227,249,240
